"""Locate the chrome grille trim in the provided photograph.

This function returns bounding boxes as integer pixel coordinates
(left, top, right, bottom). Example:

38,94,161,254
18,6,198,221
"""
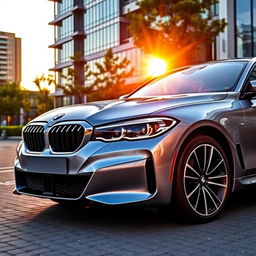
22,121,93,154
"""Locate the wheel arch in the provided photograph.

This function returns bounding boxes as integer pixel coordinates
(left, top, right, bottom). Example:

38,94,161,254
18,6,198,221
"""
171,121,237,192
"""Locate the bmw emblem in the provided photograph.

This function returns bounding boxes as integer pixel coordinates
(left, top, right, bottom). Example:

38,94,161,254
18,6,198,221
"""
52,113,65,120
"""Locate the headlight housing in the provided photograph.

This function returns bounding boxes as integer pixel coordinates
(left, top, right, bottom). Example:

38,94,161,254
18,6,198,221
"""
93,117,177,142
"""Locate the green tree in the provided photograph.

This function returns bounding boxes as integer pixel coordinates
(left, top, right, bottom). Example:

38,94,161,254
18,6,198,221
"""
0,82,24,125
90,48,133,100
33,74,54,115
58,65,93,104
21,91,32,124
128,0,227,65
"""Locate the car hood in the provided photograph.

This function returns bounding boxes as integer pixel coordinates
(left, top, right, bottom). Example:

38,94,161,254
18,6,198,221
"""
32,92,227,126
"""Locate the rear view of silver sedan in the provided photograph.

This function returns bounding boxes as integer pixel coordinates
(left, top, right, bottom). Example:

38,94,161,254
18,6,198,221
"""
14,58,256,222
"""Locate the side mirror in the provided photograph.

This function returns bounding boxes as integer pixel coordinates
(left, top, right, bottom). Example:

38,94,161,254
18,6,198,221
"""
119,94,128,100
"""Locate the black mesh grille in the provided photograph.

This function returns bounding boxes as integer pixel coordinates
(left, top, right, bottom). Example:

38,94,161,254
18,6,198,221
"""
15,170,91,199
49,124,85,152
23,125,45,152
25,174,44,193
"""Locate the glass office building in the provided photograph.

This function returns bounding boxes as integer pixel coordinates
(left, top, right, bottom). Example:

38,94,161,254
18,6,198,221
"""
235,0,256,57
215,0,256,60
50,0,252,106
49,0,143,106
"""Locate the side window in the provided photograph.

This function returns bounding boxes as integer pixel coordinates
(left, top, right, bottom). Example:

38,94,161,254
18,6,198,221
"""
244,66,256,93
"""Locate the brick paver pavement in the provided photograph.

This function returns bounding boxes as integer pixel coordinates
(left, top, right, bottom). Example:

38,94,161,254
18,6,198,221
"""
1,140,256,256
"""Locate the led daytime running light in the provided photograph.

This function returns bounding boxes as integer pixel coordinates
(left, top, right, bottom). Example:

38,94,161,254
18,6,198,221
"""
94,117,177,142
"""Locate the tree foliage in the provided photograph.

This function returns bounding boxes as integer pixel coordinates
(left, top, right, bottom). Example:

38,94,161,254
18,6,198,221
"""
0,82,24,116
58,65,93,104
128,0,227,64
59,49,133,102
33,74,54,115
21,91,32,124
0,82,29,125
90,48,133,100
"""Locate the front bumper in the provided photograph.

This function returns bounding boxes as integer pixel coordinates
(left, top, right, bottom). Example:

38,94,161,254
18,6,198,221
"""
14,125,185,205
15,155,154,204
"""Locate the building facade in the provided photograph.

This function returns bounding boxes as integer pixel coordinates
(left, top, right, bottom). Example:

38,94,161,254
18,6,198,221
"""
0,31,21,85
49,0,256,107
49,0,148,107
215,0,256,60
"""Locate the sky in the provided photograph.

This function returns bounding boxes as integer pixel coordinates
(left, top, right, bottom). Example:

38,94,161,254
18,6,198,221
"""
0,0,54,91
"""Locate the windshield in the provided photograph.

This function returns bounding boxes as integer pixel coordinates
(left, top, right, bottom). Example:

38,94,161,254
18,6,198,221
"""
129,62,247,98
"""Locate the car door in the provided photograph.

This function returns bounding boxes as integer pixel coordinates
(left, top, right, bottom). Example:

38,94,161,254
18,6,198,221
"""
239,66,256,172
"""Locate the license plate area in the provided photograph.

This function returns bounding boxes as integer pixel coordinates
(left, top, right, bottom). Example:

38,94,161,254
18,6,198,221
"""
21,156,67,174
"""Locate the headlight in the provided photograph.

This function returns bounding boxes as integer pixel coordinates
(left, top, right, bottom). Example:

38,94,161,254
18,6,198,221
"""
93,117,177,142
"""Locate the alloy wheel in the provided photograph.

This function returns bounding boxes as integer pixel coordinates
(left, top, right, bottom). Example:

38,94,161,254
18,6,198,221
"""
183,144,228,217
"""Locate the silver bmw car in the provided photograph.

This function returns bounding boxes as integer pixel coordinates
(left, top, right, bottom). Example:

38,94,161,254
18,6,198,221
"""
14,59,256,222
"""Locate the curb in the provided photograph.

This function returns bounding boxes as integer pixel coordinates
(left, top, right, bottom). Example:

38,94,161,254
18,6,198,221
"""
0,136,22,141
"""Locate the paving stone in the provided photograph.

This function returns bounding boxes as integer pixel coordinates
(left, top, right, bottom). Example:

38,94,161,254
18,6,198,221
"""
1,141,256,256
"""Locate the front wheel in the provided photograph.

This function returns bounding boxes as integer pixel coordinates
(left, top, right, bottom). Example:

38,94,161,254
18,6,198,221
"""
174,135,231,222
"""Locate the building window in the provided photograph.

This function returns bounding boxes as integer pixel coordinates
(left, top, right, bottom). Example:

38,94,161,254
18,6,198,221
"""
86,47,144,84
83,0,93,5
63,96,73,106
60,67,73,86
115,48,144,76
55,0,74,17
56,16,74,41
56,41,74,64
57,67,74,107
85,23,119,55
56,96,73,107
0,39,7,44
84,0,119,30
211,3,219,16
236,0,254,57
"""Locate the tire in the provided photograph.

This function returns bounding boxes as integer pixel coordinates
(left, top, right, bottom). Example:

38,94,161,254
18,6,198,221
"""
174,135,231,222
